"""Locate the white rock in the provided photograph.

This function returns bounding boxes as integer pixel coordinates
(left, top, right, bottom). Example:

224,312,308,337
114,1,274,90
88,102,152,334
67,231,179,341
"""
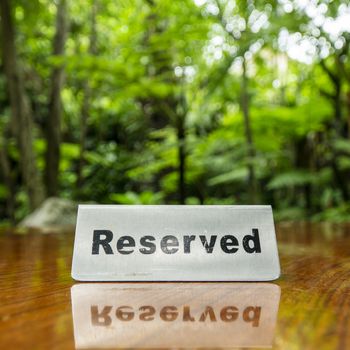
19,197,77,230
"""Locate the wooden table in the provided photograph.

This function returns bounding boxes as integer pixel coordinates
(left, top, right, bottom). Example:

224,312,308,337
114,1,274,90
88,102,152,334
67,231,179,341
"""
0,222,349,350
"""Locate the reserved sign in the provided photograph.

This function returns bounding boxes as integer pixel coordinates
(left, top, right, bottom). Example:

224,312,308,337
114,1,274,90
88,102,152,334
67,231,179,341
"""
71,205,280,281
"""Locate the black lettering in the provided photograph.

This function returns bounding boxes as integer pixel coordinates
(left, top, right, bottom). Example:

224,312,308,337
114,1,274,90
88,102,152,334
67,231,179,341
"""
243,229,261,253
161,235,179,254
139,306,156,321
184,235,196,253
91,305,112,326
199,235,217,253
160,306,178,321
139,236,156,254
116,306,134,321
199,306,216,322
243,306,261,327
92,232,261,256
220,306,238,322
117,236,135,255
92,230,113,255
220,235,239,253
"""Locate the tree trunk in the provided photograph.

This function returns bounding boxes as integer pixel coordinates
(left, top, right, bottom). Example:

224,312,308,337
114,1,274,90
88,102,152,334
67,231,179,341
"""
0,141,15,222
0,0,44,210
241,57,257,203
333,81,343,137
77,0,97,190
177,113,186,204
319,60,343,136
45,0,68,197
319,61,349,201
295,137,313,212
346,91,350,138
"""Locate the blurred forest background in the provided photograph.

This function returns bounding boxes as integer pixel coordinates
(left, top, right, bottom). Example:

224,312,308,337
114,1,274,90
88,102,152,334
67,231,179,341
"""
0,0,350,224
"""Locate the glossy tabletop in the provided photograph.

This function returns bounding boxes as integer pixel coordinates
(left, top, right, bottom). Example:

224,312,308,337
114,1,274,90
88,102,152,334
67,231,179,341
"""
0,222,349,350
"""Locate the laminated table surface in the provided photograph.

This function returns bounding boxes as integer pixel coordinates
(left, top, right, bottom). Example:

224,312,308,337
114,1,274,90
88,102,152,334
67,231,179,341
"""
0,222,349,350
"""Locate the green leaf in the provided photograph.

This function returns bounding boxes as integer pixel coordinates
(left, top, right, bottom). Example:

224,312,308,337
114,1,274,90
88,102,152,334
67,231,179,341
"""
267,171,315,190
208,168,248,186
110,191,163,204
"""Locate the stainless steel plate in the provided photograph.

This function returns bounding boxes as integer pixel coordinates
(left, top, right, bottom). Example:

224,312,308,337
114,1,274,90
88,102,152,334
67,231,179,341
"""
71,205,280,281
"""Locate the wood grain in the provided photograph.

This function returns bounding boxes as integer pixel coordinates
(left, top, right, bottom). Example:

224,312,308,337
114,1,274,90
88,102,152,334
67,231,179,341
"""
0,222,350,350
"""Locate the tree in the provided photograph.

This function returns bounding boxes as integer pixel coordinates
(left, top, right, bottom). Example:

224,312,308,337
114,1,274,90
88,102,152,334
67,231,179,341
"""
212,0,274,203
45,0,68,196
0,0,44,210
76,0,97,189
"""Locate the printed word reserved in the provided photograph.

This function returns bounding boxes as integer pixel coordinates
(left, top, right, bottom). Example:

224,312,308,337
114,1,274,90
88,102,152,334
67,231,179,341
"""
92,228,262,255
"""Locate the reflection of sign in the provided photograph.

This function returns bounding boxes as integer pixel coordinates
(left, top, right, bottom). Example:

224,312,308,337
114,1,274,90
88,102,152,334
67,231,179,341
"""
72,205,280,281
71,283,280,349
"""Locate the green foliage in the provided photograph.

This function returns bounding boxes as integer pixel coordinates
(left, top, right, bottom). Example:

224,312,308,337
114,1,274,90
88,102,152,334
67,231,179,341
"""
312,204,350,223
267,171,315,190
110,191,163,205
0,0,350,223
0,184,8,199
333,139,350,155
208,168,248,186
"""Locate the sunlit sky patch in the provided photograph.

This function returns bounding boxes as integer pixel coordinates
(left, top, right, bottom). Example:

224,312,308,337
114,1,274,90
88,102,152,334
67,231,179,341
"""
279,0,350,64
193,0,350,67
